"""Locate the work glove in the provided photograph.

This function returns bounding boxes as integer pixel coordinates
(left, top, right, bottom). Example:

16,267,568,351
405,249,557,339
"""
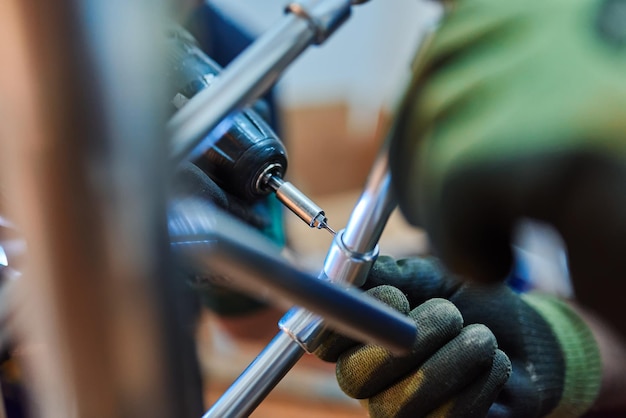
316,256,601,418
388,0,626,335
171,162,285,315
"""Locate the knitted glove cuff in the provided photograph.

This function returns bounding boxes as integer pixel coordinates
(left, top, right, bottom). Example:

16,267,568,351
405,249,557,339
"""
522,293,602,417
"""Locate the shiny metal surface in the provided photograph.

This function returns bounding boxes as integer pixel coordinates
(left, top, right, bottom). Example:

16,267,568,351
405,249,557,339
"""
321,228,379,287
282,150,397,355
171,195,416,418
278,307,326,351
168,14,315,165
267,175,334,233
203,332,305,418
204,150,402,417
340,152,397,253
168,198,416,352
319,152,396,289
165,1,409,416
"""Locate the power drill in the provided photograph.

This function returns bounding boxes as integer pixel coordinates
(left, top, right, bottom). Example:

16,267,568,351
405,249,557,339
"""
166,26,334,234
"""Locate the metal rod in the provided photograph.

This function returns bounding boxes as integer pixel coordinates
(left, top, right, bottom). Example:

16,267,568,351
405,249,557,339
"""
203,150,399,417
164,0,402,415
168,198,416,352
168,14,314,164
202,332,305,418
341,153,396,254
168,0,356,165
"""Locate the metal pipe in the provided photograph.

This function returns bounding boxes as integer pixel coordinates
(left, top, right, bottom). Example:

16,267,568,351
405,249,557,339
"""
277,151,397,355
168,0,356,165
202,332,304,418
168,15,313,164
203,150,399,417
165,0,406,415
168,198,416,352
341,153,396,254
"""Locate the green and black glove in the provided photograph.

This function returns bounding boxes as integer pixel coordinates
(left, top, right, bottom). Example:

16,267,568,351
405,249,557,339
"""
389,0,626,335
317,256,601,418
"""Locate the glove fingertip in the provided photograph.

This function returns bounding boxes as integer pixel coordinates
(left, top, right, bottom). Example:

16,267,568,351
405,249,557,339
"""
367,285,411,315
411,298,464,337
492,349,512,387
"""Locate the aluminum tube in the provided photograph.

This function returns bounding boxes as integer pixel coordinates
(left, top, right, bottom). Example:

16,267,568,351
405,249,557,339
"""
168,15,315,164
279,152,396,357
168,199,416,353
168,0,357,165
319,151,396,289
199,152,402,418
202,332,304,418
341,151,396,254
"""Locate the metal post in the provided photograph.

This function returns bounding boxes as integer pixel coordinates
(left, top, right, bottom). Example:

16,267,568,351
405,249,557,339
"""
203,151,398,417
0,1,202,417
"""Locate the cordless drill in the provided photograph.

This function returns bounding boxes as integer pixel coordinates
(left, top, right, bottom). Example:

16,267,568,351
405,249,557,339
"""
166,26,334,234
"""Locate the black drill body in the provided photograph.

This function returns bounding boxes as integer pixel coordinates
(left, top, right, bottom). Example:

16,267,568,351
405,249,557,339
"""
166,26,287,202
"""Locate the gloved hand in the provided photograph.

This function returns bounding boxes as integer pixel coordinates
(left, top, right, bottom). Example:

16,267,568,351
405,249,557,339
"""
317,256,601,418
388,0,626,333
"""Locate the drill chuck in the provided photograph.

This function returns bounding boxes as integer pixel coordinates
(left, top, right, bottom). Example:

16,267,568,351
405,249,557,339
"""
192,110,287,201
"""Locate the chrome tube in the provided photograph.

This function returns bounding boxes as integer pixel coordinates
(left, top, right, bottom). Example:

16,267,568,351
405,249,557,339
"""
203,150,399,417
168,0,356,165
278,151,397,357
202,332,304,418
168,198,416,353
341,152,396,254
321,152,396,287
168,14,312,164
